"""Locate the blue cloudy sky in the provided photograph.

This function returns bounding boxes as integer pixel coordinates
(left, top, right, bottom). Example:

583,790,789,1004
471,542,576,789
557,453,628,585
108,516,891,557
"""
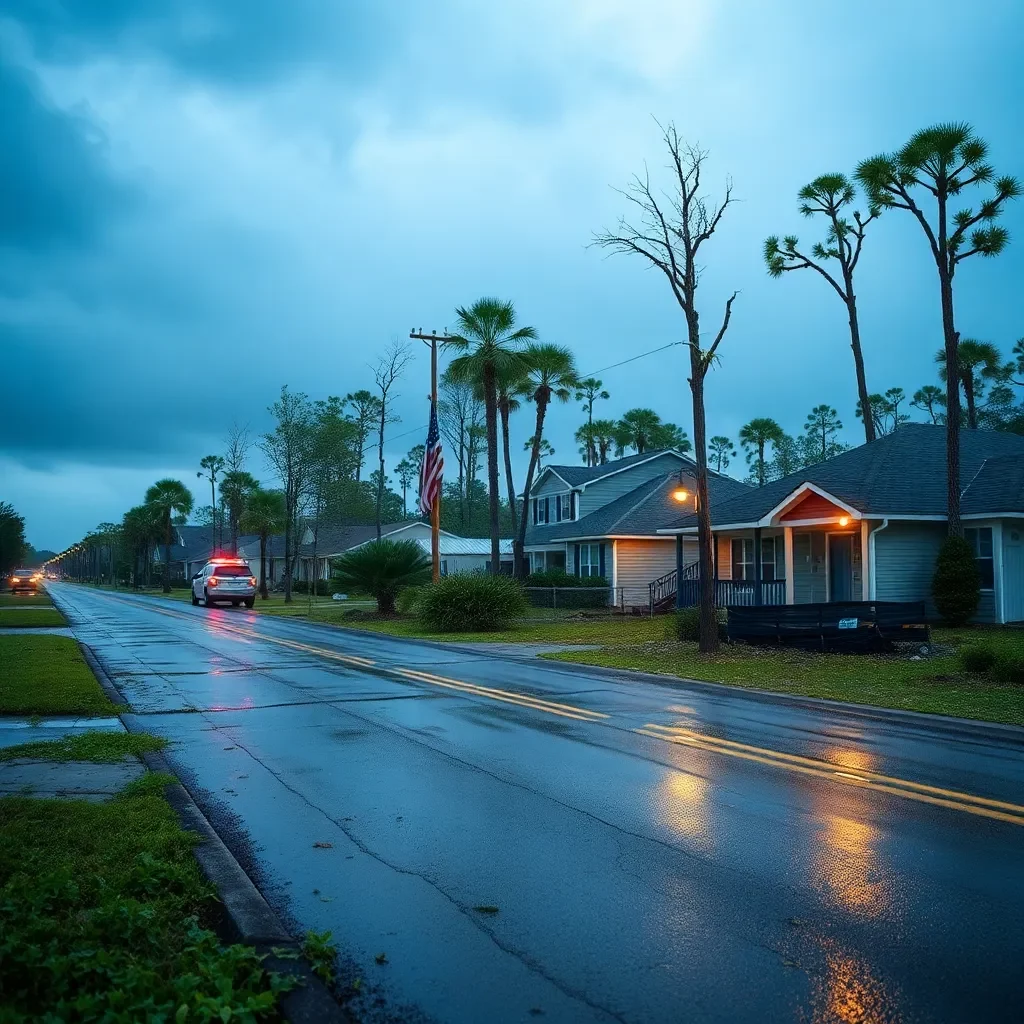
3,0,1023,550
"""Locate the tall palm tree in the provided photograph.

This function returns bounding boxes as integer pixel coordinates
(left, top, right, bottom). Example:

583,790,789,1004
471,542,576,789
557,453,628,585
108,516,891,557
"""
445,298,536,574
144,479,194,593
240,487,287,599
220,470,259,554
574,378,610,466
936,339,1004,429
590,419,617,464
516,343,579,574
739,418,785,487
614,408,662,455
196,454,225,548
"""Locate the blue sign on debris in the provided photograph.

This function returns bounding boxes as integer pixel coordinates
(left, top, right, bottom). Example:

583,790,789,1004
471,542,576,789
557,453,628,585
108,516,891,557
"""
838,617,859,629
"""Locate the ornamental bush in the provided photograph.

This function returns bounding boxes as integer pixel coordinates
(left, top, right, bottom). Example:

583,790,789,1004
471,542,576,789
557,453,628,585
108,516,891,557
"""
332,539,431,614
671,606,702,642
932,537,981,627
993,652,1024,685
959,644,998,673
418,574,527,632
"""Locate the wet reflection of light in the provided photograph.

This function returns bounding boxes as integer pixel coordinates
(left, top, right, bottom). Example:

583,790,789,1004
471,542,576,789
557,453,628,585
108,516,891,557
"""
812,813,889,917
656,769,712,852
828,749,876,774
812,946,900,1024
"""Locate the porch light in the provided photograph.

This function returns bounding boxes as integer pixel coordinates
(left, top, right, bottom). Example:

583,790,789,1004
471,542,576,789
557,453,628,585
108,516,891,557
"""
672,486,690,503
839,515,850,527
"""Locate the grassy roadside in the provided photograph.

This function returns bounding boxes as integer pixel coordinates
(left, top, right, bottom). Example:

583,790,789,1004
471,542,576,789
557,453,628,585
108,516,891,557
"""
0,731,166,763
0,591,52,605
543,627,1024,727
0,774,295,1020
0,607,67,628
0,635,118,716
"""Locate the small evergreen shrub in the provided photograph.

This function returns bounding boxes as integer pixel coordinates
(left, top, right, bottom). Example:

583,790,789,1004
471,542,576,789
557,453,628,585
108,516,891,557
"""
332,539,431,614
959,644,998,673
993,652,1024,685
524,569,609,609
418,574,527,632
671,606,701,642
932,537,981,626
525,569,607,589
396,585,425,616
290,579,330,596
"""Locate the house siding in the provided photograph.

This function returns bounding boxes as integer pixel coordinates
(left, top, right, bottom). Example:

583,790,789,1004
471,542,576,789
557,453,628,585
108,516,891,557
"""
532,474,574,499
874,522,945,614
578,454,687,516
615,539,696,606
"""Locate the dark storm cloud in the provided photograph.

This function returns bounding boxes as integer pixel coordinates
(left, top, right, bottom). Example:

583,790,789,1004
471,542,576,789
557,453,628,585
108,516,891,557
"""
0,59,131,251
5,0,410,85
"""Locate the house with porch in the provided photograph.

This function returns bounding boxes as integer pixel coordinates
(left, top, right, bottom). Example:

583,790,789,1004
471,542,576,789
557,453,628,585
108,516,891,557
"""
524,448,750,609
659,423,1024,623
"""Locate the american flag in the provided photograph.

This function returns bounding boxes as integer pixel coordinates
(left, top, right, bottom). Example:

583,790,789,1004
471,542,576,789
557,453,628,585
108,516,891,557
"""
419,400,444,515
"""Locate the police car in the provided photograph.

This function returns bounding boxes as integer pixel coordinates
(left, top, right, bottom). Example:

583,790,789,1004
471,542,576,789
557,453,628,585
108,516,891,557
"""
190,558,257,608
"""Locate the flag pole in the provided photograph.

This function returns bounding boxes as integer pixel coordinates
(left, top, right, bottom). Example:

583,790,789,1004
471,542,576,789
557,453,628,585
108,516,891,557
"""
410,329,446,583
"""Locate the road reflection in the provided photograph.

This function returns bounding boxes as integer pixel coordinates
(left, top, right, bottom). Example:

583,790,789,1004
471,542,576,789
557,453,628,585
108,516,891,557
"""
812,944,902,1024
656,768,712,852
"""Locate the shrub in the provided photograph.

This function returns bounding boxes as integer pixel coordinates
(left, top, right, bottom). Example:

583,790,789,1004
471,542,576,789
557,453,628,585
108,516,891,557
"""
932,537,981,626
418,574,527,632
332,539,431,614
959,644,998,673
290,579,330,596
525,569,608,589
524,569,610,609
396,585,425,615
670,606,701,642
993,652,1024,684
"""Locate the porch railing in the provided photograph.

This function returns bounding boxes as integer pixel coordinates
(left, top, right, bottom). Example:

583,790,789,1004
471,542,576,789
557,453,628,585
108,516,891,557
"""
676,578,786,608
648,561,699,613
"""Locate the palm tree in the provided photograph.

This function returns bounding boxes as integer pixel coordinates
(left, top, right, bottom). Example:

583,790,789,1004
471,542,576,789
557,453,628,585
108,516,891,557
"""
332,539,431,614
574,378,610,466
524,436,555,469
590,419,617,464
614,408,662,455
220,470,259,554
516,343,578,575
912,385,945,424
739,418,785,487
937,339,1004,429
240,487,286,599
444,298,536,574
144,479,194,593
196,455,225,549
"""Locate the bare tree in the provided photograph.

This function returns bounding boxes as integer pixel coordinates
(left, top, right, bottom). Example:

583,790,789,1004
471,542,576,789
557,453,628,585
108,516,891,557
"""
343,390,382,482
595,123,737,653
224,422,251,474
439,372,485,531
372,340,413,539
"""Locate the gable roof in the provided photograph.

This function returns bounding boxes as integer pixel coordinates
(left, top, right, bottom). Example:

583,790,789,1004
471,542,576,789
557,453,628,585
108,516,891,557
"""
301,519,437,557
526,470,750,543
662,424,1024,531
532,448,697,489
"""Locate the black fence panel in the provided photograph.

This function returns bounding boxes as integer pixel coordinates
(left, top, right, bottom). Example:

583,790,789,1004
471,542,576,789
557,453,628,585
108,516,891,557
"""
725,601,929,651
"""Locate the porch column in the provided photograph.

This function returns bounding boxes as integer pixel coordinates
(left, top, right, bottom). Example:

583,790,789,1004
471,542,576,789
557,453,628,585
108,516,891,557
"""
675,534,684,609
860,520,870,601
784,527,795,605
753,527,763,606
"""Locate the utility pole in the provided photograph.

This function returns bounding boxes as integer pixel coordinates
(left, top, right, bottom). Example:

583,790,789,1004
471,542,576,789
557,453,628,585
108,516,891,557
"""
409,329,448,583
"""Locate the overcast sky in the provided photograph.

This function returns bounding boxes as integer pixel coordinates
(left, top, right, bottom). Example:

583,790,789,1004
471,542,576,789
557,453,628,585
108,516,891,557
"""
4,0,1023,551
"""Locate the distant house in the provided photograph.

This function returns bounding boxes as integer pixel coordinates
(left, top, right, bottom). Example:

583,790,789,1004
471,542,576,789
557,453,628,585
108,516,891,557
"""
660,424,1024,623
409,536,515,576
154,526,258,580
524,449,750,608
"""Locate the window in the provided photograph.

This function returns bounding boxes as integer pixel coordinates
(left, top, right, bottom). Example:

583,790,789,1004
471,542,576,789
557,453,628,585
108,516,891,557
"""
730,537,783,581
533,497,552,525
440,559,448,577
556,494,563,522
570,492,577,520
965,527,995,589
579,543,602,578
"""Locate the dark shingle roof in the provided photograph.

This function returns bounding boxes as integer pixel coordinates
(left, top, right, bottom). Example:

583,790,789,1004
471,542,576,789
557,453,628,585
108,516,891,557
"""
536,448,696,488
526,471,750,543
665,424,1024,530
962,455,1024,514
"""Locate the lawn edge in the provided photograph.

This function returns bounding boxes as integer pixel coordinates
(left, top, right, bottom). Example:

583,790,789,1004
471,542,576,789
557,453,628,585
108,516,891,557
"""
534,651,1024,741
76,641,349,1022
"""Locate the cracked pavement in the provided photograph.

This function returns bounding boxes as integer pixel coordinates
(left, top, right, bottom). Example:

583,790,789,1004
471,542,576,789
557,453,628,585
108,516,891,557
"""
50,584,1024,1023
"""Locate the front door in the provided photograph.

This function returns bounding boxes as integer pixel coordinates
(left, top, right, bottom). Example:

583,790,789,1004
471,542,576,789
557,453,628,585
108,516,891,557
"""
1004,528,1024,622
828,534,854,602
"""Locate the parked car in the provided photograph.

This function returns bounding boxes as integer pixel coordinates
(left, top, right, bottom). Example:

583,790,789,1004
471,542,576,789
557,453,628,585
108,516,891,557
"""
9,569,41,594
190,559,257,608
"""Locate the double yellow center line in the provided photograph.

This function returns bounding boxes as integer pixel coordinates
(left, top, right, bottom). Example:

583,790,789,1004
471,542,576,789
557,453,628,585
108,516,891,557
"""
637,723,1024,826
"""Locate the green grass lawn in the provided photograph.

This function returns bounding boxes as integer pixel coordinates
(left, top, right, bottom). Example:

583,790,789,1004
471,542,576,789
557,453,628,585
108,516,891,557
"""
543,627,1024,726
0,608,67,628
0,774,294,1020
0,591,52,605
0,731,166,763
326,612,668,644
0,635,118,716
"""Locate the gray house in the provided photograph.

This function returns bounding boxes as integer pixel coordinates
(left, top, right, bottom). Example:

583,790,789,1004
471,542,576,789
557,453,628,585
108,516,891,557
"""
660,424,1024,623
524,449,750,608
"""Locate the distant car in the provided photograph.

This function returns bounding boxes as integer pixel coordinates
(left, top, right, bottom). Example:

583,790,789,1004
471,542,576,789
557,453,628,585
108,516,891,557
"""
9,569,41,594
191,559,257,608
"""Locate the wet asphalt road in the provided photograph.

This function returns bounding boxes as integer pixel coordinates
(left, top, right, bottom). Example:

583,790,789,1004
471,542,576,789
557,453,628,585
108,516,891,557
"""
50,584,1024,1024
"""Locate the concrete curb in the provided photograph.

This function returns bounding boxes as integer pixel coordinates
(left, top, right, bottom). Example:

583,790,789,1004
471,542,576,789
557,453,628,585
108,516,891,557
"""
313,621,1024,744
77,640,349,1022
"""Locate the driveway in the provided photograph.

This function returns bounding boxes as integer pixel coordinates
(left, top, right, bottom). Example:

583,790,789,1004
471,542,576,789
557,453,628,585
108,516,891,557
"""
50,584,1024,1023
